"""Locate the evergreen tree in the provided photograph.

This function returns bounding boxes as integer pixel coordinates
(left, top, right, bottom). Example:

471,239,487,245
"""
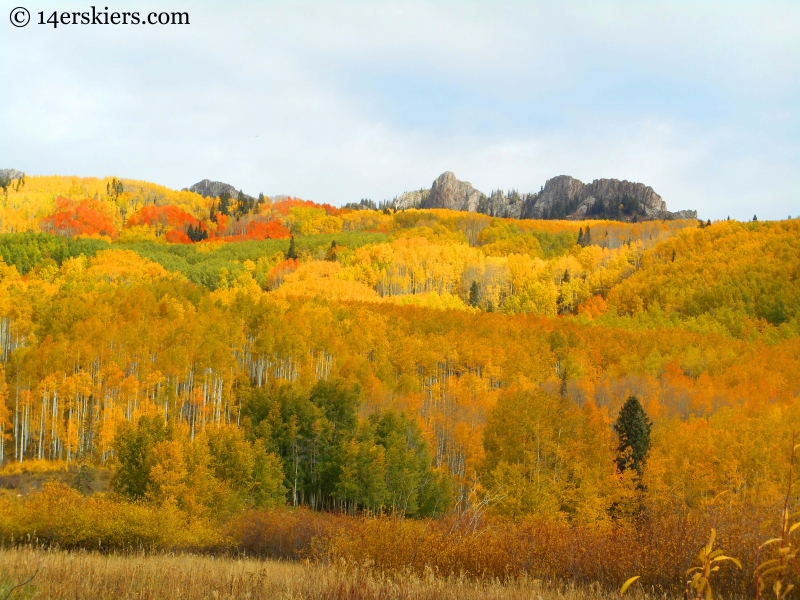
219,191,231,216
325,240,338,262
613,396,651,474
468,280,480,308
753,214,758,222
0,173,11,203
577,227,584,246
287,236,297,260
584,226,591,246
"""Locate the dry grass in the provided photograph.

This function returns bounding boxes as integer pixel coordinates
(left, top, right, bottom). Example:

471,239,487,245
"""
0,547,642,600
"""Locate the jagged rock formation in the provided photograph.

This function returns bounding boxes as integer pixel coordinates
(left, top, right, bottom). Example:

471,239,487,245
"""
520,176,669,220
394,189,429,210
187,179,253,200
425,172,484,212
0,169,24,181
392,172,696,221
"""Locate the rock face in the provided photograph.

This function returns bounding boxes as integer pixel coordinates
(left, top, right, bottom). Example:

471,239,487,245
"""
392,172,695,221
394,189,429,210
425,172,484,212
0,169,24,181
188,179,252,200
520,176,667,220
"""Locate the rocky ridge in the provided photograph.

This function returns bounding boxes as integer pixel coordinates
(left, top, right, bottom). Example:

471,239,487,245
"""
0,169,25,181
392,172,696,221
187,179,253,200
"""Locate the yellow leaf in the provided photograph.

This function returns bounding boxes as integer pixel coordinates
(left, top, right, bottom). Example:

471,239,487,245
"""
620,575,640,596
705,528,717,555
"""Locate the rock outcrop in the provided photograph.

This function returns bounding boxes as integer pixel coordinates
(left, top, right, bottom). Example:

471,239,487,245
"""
425,172,484,212
0,169,24,181
392,172,695,221
188,179,253,200
394,189,429,210
520,176,668,220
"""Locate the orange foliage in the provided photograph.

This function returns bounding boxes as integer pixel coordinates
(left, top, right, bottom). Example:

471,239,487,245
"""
577,294,607,318
165,229,192,243
213,216,291,241
272,197,342,217
40,197,118,239
266,258,299,289
127,205,202,231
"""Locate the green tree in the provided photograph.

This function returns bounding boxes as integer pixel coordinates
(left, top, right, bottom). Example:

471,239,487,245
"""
111,415,168,499
370,409,449,516
468,280,480,307
325,240,338,262
219,191,231,216
0,173,11,204
613,396,651,474
287,236,297,260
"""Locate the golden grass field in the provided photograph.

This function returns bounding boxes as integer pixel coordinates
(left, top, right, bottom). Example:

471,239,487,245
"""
0,547,645,600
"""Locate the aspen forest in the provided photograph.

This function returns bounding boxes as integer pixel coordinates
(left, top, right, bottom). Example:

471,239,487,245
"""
1,175,800,599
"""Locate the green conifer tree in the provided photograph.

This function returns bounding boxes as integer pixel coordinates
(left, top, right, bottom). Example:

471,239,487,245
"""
613,396,651,474
468,281,480,308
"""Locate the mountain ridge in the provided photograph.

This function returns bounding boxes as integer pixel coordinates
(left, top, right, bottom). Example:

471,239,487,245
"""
393,172,697,221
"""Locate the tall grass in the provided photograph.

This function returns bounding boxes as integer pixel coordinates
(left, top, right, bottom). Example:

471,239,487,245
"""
0,547,623,600
0,482,789,597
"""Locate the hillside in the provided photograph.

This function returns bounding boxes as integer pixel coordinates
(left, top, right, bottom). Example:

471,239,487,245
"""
0,173,798,597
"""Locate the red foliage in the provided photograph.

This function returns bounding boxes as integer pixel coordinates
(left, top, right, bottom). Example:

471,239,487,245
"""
208,215,291,242
272,197,341,217
165,229,192,244
213,213,228,231
41,198,118,239
266,259,299,289
127,205,202,231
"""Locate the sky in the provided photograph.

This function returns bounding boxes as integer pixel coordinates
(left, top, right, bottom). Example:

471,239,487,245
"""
1,0,798,220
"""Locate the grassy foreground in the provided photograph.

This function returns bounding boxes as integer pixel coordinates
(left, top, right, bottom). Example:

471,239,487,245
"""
0,547,628,600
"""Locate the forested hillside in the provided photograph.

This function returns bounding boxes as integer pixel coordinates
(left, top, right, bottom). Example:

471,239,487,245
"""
1,175,799,556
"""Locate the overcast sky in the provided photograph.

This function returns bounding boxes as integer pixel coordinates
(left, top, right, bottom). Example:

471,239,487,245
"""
1,1,798,219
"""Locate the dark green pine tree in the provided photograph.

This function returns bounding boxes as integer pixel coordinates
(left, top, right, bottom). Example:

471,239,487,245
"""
577,227,584,246
325,240,338,262
468,280,480,308
287,235,298,260
584,226,591,246
613,396,652,474
219,191,231,216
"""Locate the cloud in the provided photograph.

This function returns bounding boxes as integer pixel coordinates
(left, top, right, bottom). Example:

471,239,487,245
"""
0,0,797,219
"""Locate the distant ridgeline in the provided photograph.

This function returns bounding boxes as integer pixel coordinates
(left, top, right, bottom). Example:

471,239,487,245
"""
391,172,697,222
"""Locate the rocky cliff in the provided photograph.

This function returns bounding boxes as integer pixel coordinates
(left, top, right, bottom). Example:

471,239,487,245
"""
187,179,253,200
392,172,696,221
0,169,24,181
425,172,484,212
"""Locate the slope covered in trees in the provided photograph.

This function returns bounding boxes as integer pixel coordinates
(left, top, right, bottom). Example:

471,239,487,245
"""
0,174,798,570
